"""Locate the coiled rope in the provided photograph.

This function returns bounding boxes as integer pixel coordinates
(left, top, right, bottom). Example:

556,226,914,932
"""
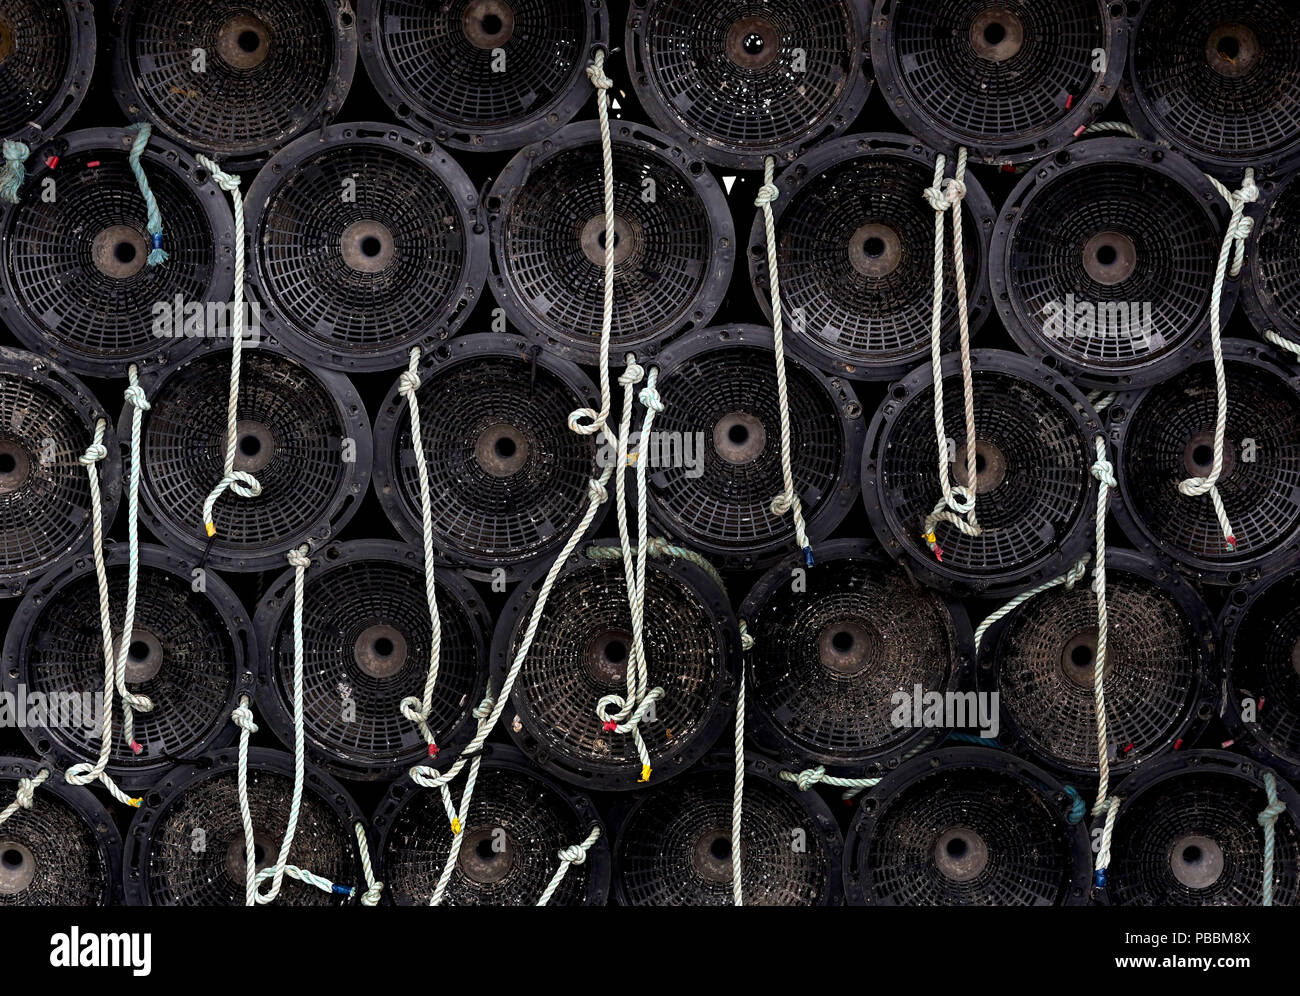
196,155,263,538
126,123,168,266
0,769,49,827
0,138,30,204
919,148,981,562
536,825,602,906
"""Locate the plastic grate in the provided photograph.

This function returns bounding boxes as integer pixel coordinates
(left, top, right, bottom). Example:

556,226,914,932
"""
1227,571,1300,770
0,0,73,136
0,781,107,906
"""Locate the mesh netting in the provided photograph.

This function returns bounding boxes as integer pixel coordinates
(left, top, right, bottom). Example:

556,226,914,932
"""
0,0,81,136
0,779,108,906
1251,174,1300,345
1227,570,1300,772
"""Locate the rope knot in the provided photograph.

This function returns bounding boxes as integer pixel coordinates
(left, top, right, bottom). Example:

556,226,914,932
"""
287,547,312,570
754,182,779,208
558,844,588,866
922,183,949,212
196,155,242,192
618,361,645,387
1090,456,1116,488
399,697,428,724
586,478,608,504
1063,557,1088,591
638,384,664,413
398,369,421,397
0,140,30,205
770,493,792,516
13,770,48,810
123,384,151,411
645,535,671,557
472,695,495,721
794,766,826,792
586,61,613,91
944,176,967,203
231,702,258,733
80,442,107,465
1,139,29,163
360,882,384,906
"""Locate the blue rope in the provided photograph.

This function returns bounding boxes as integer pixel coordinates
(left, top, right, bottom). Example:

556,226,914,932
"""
126,124,168,266
0,140,29,204
1063,785,1086,824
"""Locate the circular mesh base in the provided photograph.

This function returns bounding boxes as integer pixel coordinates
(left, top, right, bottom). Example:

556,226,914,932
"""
376,337,598,578
256,541,487,779
649,330,861,567
752,136,990,380
0,760,114,906
865,351,1096,595
1115,346,1300,579
989,555,1211,778
379,754,606,905
0,129,233,376
873,0,1120,161
488,122,732,363
496,557,736,789
1247,174,1300,348
1224,570,1300,776
743,543,963,770
994,142,1222,385
1125,0,1300,174
136,349,369,571
249,125,485,370
0,0,92,140
7,547,244,783
359,0,601,150
0,350,116,596
627,0,869,167
113,0,356,165
1109,758,1300,906
127,752,360,906
847,752,1087,905
614,763,840,906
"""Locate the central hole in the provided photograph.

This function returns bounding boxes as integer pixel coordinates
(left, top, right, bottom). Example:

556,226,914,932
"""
476,838,497,860
1,848,23,870
360,235,383,258
596,230,620,250
254,842,266,864
742,31,765,55
974,452,987,473
0,453,15,474
727,424,749,445
710,836,732,860
983,22,1006,45
946,836,968,857
115,241,137,265
863,236,886,258
831,630,854,653
1095,244,1118,266
373,636,394,658
1070,644,1093,668
129,640,150,662
1182,844,1203,864
238,434,261,457
1217,35,1240,59
1192,443,1213,467
494,436,517,459
237,29,261,53
604,639,628,665
481,12,503,34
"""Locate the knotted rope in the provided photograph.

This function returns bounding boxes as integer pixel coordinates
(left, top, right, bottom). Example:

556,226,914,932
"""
537,825,602,906
1089,435,1123,888
126,123,168,265
1258,770,1285,907
972,557,1090,657
196,155,263,539
0,139,29,204
0,769,49,827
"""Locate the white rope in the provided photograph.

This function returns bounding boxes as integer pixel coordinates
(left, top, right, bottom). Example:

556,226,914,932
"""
196,155,263,539
395,348,447,758
919,148,981,562
972,557,1090,657
1175,169,1257,552
231,695,260,907
733,671,744,907
355,822,384,906
1264,329,1300,358
755,157,813,566
0,769,48,827
1089,435,1122,888
429,752,481,906
536,825,601,906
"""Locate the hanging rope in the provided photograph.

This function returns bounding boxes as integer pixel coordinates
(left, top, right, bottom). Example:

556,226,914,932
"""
395,348,446,758
196,155,263,539
1258,769,1285,907
0,139,29,204
0,769,48,827
972,556,1090,657
754,157,813,566
428,753,482,906
1175,169,1257,552
732,668,745,906
1089,435,1122,888
536,825,602,906
126,123,168,266
919,148,981,562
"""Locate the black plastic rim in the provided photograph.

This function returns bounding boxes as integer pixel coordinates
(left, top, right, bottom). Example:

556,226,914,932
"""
0,345,119,599
3,543,254,790
490,545,740,791
862,348,1103,598
372,743,610,905
645,324,864,569
0,755,123,906
110,0,358,170
245,122,489,372
991,137,1235,389
608,752,844,906
1219,567,1300,782
0,0,94,145
626,0,872,169
1243,171,1300,352
870,0,1129,164
123,746,366,906
977,548,1218,783
125,345,371,572
358,0,607,152
253,538,490,782
749,133,994,382
1109,338,1300,585
0,126,236,378
372,332,605,584
739,537,974,777
486,119,734,365
1102,749,1300,906
1119,0,1300,180
844,746,1093,906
